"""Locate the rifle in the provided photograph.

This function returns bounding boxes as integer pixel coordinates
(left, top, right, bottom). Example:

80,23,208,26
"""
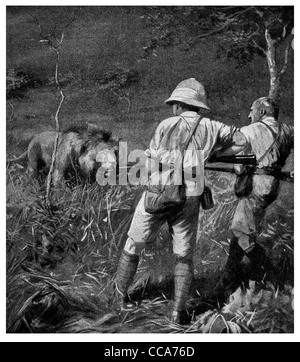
122,155,257,173
208,154,257,165
122,155,293,182
205,155,294,183
204,154,256,174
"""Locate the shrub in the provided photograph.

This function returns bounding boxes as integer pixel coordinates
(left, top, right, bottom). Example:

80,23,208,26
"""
6,68,42,99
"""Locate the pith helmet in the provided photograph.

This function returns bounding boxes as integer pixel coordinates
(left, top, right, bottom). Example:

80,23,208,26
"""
165,78,210,110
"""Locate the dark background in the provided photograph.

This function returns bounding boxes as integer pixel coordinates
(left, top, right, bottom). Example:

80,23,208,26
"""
6,6,294,154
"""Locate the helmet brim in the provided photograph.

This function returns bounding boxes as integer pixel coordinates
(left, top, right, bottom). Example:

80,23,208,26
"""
165,96,211,110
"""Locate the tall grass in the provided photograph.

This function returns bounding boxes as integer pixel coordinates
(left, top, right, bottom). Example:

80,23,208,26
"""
6,157,294,333
7,163,137,331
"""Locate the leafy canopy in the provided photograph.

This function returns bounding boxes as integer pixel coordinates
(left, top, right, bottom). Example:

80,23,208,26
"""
141,6,294,65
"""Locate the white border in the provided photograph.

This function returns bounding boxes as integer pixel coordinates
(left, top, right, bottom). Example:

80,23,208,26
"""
1,1,299,342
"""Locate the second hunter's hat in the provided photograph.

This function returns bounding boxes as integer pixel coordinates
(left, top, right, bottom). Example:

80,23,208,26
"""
165,78,211,110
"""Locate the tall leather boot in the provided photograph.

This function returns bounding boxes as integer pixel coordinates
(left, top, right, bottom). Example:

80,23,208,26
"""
115,250,139,309
244,243,275,284
171,259,193,324
213,236,246,305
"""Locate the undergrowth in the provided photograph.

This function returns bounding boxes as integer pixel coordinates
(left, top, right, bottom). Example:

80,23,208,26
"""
6,161,294,333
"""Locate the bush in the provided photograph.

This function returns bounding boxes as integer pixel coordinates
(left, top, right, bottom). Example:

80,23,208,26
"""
6,68,42,99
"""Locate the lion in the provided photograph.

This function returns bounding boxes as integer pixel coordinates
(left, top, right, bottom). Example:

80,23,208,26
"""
7,130,61,183
51,123,119,187
8,123,120,187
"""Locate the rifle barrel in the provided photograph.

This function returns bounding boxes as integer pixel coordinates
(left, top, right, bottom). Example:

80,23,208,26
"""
209,154,257,165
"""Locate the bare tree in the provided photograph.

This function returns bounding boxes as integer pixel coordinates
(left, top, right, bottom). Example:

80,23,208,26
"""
29,11,77,210
263,22,293,101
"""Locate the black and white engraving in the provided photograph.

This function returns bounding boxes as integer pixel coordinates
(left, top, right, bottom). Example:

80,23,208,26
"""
6,5,294,335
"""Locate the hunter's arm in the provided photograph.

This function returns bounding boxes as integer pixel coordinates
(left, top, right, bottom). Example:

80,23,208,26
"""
215,130,248,157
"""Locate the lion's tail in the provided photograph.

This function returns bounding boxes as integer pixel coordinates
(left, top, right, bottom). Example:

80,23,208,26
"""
7,150,28,163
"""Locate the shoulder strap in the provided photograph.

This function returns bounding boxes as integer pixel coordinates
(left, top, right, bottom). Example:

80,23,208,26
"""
181,115,203,150
257,121,281,163
260,121,280,139
158,115,202,151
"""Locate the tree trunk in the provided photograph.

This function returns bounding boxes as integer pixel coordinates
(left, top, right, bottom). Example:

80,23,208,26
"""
265,28,280,102
46,46,63,211
265,27,293,105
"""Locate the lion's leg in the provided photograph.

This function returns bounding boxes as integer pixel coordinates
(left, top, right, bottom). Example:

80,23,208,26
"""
27,142,42,180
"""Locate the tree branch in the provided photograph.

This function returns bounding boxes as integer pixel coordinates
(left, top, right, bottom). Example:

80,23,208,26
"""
254,7,264,19
279,38,292,80
189,6,256,45
252,39,266,54
29,13,43,38
29,10,78,46
8,100,14,123
64,10,78,29
224,6,256,21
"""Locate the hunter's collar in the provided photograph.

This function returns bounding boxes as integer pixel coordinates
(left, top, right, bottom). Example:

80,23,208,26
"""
180,111,199,118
